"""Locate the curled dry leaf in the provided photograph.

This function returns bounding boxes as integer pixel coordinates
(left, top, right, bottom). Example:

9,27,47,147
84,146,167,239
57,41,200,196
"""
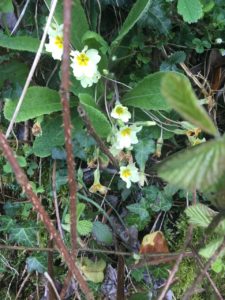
140,231,169,254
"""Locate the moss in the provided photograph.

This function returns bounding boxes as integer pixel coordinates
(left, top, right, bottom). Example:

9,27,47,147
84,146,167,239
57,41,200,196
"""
172,258,205,300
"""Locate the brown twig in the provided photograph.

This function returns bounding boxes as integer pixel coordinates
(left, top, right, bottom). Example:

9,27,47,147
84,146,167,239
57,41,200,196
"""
191,246,224,300
0,132,94,300
117,255,125,300
182,235,225,300
157,225,193,300
60,0,77,255
47,239,56,300
77,104,119,170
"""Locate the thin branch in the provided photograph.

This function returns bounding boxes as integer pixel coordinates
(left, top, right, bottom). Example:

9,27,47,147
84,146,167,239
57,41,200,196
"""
182,236,225,300
157,225,193,300
10,0,31,35
44,272,61,300
0,132,94,300
5,0,58,138
77,104,119,169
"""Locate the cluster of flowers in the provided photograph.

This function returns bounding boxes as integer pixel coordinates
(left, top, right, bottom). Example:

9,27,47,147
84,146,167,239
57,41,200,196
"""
45,23,101,88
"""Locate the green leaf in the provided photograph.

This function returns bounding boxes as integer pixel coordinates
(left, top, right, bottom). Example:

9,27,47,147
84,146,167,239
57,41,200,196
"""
78,220,93,236
4,87,61,122
79,257,106,283
26,255,47,274
45,0,89,50
158,136,225,191
177,0,203,24
133,138,155,170
161,72,218,136
33,113,82,158
9,225,36,246
92,221,113,245
79,93,111,138
0,0,13,13
122,72,176,111
0,60,29,89
185,204,217,228
199,237,225,259
0,216,15,233
0,32,40,53
143,185,172,212
112,0,152,46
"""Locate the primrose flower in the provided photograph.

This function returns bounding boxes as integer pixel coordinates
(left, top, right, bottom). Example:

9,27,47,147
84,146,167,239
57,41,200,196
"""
89,168,108,195
115,124,142,150
45,23,63,60
120,164,140,188
111,104,131,123
70,47,101,88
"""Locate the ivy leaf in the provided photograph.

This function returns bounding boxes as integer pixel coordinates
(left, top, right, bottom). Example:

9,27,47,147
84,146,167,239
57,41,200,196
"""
4,87,62,122
133,138,155,170
177,0,203,24
161,72,218,136
112,0,152,46
26,254,47,274
143,185,172,212
0,32,40,53
122,72,185,111
185,204,217,228
92,221,113,245
0,216,15,232
158,136,225,192
160,51,186,71
9,224,37,246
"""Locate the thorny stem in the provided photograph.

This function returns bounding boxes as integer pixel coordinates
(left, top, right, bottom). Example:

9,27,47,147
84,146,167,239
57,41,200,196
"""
0,132,94,300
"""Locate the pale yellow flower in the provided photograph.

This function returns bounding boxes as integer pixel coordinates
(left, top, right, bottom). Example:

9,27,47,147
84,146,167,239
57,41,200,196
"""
115,124,142,150
120,163,140,188
70,47,101,88
89,168,109,195
111,104,131,123
45,23,63,60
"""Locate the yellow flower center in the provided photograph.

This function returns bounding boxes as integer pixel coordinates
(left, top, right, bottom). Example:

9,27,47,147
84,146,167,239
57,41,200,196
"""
77,53,89,66
122,169,131,178
120,128,131,137
54,36,63,49
115,106,124,115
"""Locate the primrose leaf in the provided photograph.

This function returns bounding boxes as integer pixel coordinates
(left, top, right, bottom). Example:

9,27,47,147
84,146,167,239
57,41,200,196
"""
177,0,203,24
0,32,39,53
112,0,152,45
161,72,218,136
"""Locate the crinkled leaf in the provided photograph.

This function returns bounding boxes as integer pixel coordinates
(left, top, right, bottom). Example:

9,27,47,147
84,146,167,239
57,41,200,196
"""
0,216,15,232
112,0,152,45
0,32,39,53
199,237,225,259
161,72,218,136
92,221,113,245
26,254,47,274
78,220,93,236
177,0,203,24
158,136,225,192
185,204,217,228
4,87,61,122
79,93,111,138
79,257,106,283
123,72,179,111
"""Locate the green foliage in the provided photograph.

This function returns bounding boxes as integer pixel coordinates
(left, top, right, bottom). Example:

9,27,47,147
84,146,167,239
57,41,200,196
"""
123,72,174,111
177,0,203,23
26,254,47,273
160,51,186,71
143,185,173,212
112,0,152,46
0,32,40,53
161,72,218,136
0,0,13,13
92,221,113,245
158,136,225,192
4,87,62,122
133,137,155,170
185,204,217,228
9,224,37,246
